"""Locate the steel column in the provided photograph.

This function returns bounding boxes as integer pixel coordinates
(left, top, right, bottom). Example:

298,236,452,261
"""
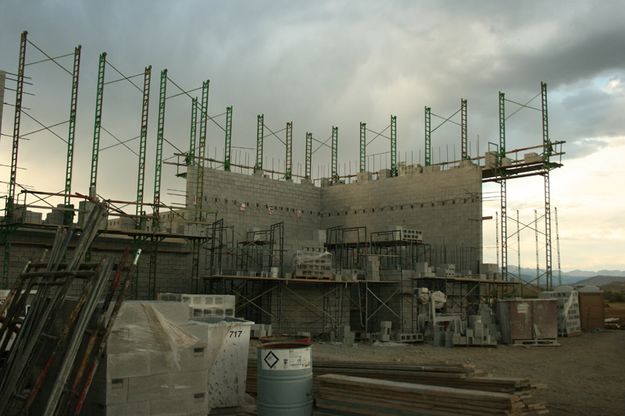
305,132,312,180
390,115,397,176
224,106,233,171
331,126,338,181
89,52,106,198
461,98,468,160
424,106,431,166
135,66,151,228
359,122,366,173
195,80,209,222
7,31,27,219
255,114,264,172
541,81,553,290
285,121,292,180
498,91,508,280
187,97,197,166
152,69,167,231
63,45,81,215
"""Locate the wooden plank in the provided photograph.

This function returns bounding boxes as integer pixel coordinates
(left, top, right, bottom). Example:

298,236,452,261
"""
318,374,518,402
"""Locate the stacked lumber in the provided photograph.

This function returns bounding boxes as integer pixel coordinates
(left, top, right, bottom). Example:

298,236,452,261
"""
316,374,548,416
246,360,538,396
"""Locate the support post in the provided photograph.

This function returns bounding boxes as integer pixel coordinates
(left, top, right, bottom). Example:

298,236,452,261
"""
7,31,27,220
152,69,167,231
195,80,209,223
224,106,233,171
63,45,81,225
424,106,431,166
461,98,468,160
331,126,338,181
187,97,197,166
305,132,312,180
390,115,397,176
89,52,106,198
135,66,151,229
255,114,264,172
359,122,366,173
285,121,293,180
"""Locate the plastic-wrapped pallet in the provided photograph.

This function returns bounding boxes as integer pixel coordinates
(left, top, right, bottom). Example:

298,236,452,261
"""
85,301,208,416
185,317,254,409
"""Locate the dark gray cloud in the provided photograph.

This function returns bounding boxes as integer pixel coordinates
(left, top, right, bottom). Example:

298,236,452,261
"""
1,0,624,204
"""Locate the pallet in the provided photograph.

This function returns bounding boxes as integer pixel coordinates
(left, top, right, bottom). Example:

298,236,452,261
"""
513,338,560,347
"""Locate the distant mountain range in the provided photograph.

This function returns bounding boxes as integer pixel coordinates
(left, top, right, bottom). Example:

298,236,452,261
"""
512,267,625,286
575,275,625,287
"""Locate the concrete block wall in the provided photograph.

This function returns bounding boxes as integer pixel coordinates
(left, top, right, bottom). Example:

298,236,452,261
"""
188,164,481,271
186,167,323,274
1,229,192,299
186,167,322,242
320,163,483,271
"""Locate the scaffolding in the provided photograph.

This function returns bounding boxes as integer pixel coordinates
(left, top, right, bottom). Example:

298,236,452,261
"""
484,82,564,291
360,115,398,176
0,31,566,337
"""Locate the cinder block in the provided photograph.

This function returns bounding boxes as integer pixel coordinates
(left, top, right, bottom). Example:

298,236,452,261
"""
83,400,150,416
88,377,129,405
127,370,208,403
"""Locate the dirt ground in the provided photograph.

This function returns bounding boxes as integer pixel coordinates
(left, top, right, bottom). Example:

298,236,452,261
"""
307,329,625,416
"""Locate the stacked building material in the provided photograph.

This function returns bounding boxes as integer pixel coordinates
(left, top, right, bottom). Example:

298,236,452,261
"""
247,360,542,397
578,286,605,331
496,298,559,346
185,317,253,409
539,287,581,336
292,250,334,280
250,323,272,338
436,263,457,277
86,301,254,415
452,305,500,346
85,302,209,416
158,292,236,319
316,374,548,416
415,262,436,277
393,225,424,242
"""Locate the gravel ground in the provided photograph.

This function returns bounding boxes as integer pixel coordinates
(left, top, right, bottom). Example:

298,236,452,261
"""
303,330,625,415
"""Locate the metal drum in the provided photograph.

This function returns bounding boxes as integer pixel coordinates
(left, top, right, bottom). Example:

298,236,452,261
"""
256,341,313,416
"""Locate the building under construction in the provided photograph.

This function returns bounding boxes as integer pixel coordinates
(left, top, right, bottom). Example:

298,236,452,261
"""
0,31,565,338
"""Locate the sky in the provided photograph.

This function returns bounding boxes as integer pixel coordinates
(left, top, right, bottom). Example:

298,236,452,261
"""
0,0,624,271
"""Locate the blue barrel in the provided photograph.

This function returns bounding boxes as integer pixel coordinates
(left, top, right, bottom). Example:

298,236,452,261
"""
256,342,313,416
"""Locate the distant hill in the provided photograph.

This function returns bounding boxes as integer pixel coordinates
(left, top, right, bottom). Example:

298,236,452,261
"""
565,269,625,279
512,268,625,286
576,275,625,287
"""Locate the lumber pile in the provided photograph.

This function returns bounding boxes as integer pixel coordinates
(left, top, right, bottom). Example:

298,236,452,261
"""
316,374,548,416
247,360,539,396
